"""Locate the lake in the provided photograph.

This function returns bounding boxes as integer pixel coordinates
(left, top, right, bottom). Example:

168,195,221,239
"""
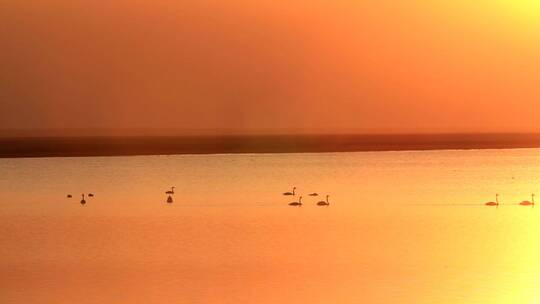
1,148,539,303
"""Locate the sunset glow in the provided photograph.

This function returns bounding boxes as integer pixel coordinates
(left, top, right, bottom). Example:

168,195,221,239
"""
1,1,539,304
1,0,539,135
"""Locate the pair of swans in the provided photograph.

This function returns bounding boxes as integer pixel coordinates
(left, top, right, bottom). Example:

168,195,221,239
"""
67,193,94,205
283,187,319,197
289,195,330,207
165,186,175,203
485,193,535,207
80,193,95,205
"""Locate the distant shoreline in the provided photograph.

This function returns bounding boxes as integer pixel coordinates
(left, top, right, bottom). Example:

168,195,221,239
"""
0,133,539,158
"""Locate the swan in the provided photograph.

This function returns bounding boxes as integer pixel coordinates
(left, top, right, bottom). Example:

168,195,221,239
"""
485,194,499,207
80,194,86,205
283,187,296,196
289,196,302,206
317,195,330,206
309,193,319,196
167,195,173,203
519,193,535,206
166,187,175,195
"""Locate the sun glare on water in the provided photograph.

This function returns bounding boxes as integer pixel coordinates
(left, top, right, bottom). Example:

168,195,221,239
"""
493,0,540,24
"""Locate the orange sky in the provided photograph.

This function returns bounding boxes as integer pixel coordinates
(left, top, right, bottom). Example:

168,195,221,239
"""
1,0,539,135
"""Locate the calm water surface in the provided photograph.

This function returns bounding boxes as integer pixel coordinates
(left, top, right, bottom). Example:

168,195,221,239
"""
1,149,539,303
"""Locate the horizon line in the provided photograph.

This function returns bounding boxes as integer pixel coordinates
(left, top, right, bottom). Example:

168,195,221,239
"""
1,131,540,139
1,133,539,158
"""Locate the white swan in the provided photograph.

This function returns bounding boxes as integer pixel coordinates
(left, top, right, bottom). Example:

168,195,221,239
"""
289,196,302,206
317,195,330,206
519,193,535,206
283,187,296,196
485,194,499,207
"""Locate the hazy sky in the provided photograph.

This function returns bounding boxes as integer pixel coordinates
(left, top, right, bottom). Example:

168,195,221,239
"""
1,0,539,135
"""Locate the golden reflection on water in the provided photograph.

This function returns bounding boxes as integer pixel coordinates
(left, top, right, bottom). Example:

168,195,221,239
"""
0,149,539,303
